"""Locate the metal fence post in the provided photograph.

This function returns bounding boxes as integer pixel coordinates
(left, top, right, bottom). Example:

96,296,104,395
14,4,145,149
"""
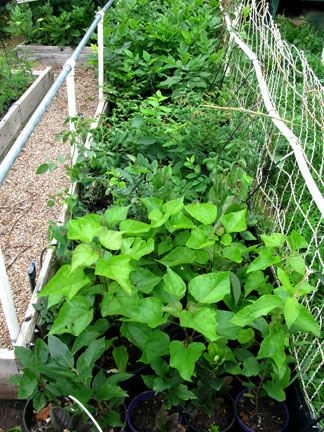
97,10,105,104
65,59,77,133
0,247,20,343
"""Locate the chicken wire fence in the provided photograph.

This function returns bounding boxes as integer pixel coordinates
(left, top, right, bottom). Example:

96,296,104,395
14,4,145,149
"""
219,0,324,425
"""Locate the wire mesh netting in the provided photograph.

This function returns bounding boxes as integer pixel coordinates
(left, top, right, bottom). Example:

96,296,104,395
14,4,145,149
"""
219,0,324,425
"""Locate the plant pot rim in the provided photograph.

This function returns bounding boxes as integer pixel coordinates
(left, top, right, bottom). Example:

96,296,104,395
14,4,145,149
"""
183,393,236,432
235,388,289,432
126,390,182,432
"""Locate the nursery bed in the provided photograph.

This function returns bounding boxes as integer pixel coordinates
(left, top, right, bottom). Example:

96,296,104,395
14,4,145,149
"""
0,64,99,351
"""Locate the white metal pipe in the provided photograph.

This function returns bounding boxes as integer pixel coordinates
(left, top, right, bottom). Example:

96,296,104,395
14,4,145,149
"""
221,4,324,218
65,59,77,133
97,10,105,103
0,247,20,343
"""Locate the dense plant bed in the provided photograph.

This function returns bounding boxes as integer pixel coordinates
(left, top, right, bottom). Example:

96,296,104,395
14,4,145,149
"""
8,1,322,432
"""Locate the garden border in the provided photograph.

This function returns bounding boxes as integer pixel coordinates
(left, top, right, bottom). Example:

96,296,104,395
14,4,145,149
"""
0,67,54,161
15,45,94,66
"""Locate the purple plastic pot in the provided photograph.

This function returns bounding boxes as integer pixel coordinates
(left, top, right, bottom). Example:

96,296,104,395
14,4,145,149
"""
235,389,289,432
126,390,182,432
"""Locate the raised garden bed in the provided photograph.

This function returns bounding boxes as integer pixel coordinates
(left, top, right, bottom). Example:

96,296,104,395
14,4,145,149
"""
0,67,54,161
15,45,93,66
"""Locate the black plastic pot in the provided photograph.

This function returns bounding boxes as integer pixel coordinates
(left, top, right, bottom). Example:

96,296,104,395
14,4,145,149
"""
183,394,236,432
235,389,289,432
126,390,182,432
23,398,33,432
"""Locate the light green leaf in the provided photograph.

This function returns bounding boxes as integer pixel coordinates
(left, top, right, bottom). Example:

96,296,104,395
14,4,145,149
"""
119,219,151,235
222,245,242,263
121,237,154,260
163,197,184,215
185,203,217,224
38,265,91,300
149,210,169,228
68,216,102,242
257,327,286,369
220,209,247,233
71,244,100,271
170,341,205,381
103,206,129,228
287,256,306,275
163,267,186,300
288,301,320,336
98,229,123,250
137,297,165,328
158,246,196,267
216,310,240,339
95,256,132,294
247,248,280,273
140,197,163,213
49,296,93,336
263,381,286,402
277,268,292,293
130,268,162,294
287,230,308,250
260,233,286,248
189,271,230,304
231,295,283,326
170,212,195,230
244,271,267,297
113,345,128,373
186,229,214,249
141,330,170,363
241,356,261,377
180,308,218,341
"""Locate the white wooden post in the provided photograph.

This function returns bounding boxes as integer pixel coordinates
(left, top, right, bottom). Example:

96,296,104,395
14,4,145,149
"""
65,59,77,133
97,10,105,104
0,247,20,343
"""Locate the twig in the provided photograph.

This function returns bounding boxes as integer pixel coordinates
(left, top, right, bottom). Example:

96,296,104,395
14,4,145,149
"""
5,202,34,248
202,104,294,125
6,245,31,270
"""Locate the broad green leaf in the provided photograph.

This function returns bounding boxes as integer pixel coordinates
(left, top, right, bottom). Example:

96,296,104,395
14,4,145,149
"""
220,233,232,246
244,271,267,297
222,245,242,263
121,237,154,260
120,322,152,350
263,381,286,402
49,296,94,336
289,301,320,336
113,345,128,373
71,244,100,271
230,272,241,305
163,197,184,215
97,382,128,402
140,197,163,213
241,356,261,377
119,219,151,235
68,216,102,242
238,328,255,345
231,295,283,326
103,206,129,228
185,203,217,224
247,248,280,273
130,268,162,294
98,229,123,250
48,335,74,369
189,271,230,304
14,347,35,367
170,341,205,381
18,369,38,399
287,256,306,275
257,327,286,369
101,289,137,317
170,212,195,230
163,267,186,300
277,268,292,293
216,310,240,339
77,338,105,378
220,209,247,233
141,330,170,363
186,229,214,249
35,338,49,364
138,135,156,145
137,297,166,328
95,256,132,294
260,233,286,248
287,230,308,250
284,297,300,329
38,265,91,300
180,307,218,341
149,210,169,228
158,247,196,267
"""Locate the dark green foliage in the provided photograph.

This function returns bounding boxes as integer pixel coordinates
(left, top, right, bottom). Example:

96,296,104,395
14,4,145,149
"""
50,408,92,432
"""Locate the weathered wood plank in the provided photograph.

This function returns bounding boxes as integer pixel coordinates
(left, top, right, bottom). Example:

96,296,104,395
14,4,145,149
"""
15,45,94,66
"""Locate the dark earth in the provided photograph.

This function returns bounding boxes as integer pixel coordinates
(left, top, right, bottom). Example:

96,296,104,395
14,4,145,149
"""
0,399,25,431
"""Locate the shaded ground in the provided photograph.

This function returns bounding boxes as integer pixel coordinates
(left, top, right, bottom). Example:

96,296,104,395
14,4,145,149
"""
0,399,25,431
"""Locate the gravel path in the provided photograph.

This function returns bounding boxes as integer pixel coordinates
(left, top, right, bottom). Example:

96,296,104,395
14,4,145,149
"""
0,64,99,349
